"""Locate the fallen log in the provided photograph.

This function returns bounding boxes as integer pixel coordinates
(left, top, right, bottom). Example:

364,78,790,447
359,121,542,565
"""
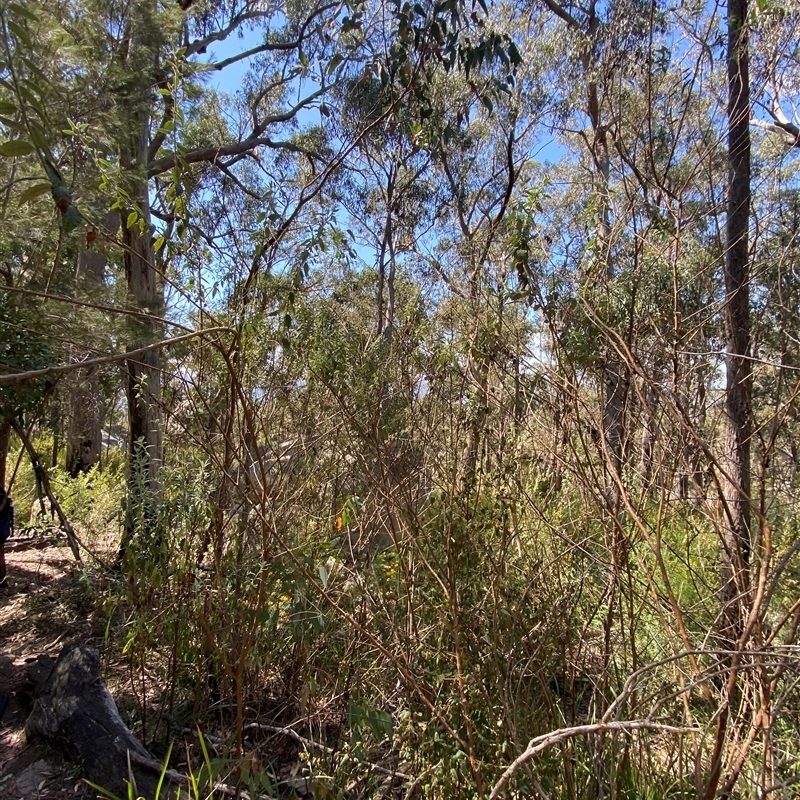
25,643,183,799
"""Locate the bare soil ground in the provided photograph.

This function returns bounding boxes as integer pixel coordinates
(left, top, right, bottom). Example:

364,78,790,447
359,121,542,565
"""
0,534,101,799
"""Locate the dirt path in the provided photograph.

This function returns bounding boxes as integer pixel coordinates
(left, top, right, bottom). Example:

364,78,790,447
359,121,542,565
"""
0,535,99,799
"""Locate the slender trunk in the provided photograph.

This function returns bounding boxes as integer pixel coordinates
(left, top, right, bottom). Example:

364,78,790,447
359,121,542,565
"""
377,166,396,341
721,0,752,640
689,366,707,503
122,114,162,545
640,383,656,491
586,40,627,796
11,420,82,561
596,136,627,503
588,69,626,508
0,419,9,489
384,236,396,343
459,275,491,493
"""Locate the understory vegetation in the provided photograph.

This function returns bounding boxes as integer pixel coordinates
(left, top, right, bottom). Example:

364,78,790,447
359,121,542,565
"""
1,0,800,797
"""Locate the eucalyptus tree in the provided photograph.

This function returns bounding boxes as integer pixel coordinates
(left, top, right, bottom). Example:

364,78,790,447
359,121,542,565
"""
718,0,751,647
0,0,337,530
0,0,82,483
334,73,435,342
528,0,653,507
46,0,521,550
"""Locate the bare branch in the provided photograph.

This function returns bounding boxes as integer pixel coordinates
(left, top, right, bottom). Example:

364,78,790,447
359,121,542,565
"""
148,134,319,177
539,0,582,30
211,40,303,71
489,720,700,799
242,723,414,782
752,115,800,149
0,283,190,330
0,327,230,386
184,10,272,58
147,87,327,176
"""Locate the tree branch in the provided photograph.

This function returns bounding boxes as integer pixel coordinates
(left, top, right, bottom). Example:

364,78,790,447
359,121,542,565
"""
489,720,700,799
148,135,320,176
187,2,337,65
184,10,271,58
539,0,582,30
147,87,327,176
211,40,303,71
751,117,800,147
0,327,230,386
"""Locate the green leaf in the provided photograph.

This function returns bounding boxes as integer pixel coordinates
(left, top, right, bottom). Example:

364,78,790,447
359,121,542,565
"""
82,779,122,800
18,84,45,118
6,20,31,48
317,562,328,589
43,159,63,186
9,3,38,21
0,116,24,131
20,58,49,88
126,211,138,228
27,122,52,159
18,182,50,203
326,52,343,75
0,101,17,115
0,139,35,156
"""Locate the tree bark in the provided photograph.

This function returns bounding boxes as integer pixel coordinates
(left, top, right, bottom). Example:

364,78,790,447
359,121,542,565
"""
721,0,752,640
66,233,114,477
66,362,102,478
118,17,163,555
591,104,627,508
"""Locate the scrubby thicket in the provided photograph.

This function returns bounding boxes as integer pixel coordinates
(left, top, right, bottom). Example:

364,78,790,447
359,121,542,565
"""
2,0,800,796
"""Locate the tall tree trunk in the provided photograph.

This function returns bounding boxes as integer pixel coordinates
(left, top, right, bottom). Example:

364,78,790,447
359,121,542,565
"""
721,0,751,639
702,11,753,796
66,218,116,477
66,362,102,477
118,15,163,555
583,4,627,507
459,272,491,494
593,112,627,508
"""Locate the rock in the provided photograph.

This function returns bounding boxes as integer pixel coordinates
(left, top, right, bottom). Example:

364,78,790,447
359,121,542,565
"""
25,643,184,799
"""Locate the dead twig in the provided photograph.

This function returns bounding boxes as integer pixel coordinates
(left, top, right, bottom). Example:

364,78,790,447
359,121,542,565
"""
489,720,700,799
